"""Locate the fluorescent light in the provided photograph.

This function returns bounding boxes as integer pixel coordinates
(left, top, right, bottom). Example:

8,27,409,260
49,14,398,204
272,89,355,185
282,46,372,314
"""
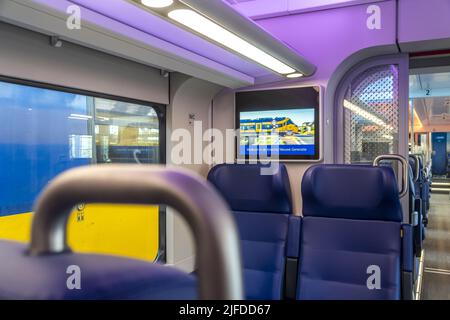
168,9,296,75
343,100,393,130
141,0,173,8
286,73,303,78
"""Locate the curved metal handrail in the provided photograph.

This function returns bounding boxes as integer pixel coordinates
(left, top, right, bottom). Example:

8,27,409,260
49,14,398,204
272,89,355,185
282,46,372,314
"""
29,165,243,300
373,154,409,198
409,154,420,183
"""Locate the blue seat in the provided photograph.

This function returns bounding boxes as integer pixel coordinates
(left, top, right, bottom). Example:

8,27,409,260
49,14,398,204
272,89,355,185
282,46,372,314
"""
0,166,244,300
208,164,298,300
409,155,430,226
297,164,413,300
408,159,425,254
0,240,196,300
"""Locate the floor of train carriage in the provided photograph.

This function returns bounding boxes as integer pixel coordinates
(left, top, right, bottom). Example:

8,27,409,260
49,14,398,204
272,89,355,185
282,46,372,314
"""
421,193,450,299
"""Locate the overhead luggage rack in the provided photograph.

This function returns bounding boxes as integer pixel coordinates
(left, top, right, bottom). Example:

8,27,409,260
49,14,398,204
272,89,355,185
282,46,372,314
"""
0,165,244,300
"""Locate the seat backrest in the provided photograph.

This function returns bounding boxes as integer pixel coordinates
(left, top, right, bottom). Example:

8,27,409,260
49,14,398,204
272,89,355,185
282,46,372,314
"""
298,165,404,300
408,162,424,261
208,164,294,300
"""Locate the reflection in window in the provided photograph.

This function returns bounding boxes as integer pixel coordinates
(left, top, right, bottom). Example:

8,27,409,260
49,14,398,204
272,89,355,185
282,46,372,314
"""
343,65,400,164
0,81,91,215
94,98,160,164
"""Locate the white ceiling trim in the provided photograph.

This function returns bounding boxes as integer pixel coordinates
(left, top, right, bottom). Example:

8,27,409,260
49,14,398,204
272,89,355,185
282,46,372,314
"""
0,0,254,88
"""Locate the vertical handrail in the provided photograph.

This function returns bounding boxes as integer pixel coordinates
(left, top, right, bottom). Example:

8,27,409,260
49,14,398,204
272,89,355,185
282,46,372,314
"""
29,165,244,300
409,155,420,182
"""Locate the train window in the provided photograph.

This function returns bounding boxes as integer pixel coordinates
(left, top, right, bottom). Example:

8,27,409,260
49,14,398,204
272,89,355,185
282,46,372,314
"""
0,78,165,262
343,65,400,164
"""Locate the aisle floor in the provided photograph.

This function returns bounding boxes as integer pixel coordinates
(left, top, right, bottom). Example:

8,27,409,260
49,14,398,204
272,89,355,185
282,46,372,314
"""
421,193,450,299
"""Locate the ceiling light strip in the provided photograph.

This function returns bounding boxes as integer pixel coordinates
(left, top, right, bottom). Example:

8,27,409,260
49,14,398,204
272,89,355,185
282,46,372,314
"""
133,0,315,77
343,100,393,131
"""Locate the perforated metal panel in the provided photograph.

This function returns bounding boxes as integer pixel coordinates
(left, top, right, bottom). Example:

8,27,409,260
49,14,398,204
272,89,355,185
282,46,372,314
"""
343,65,400,164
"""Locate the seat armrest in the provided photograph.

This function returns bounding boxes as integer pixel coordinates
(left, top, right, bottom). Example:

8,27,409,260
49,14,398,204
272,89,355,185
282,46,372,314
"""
287,216,302,258
284,216,301,300
411,211,419,227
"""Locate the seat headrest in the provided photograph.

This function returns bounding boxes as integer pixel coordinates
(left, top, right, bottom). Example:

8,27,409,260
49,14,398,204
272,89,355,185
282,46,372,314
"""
407,164,416,195
207,164,292,214
302,165,402,222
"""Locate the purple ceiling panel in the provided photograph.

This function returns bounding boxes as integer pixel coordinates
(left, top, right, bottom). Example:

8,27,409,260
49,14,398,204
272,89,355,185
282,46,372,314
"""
67,0,270,77
25,0,251,85
225,0,386,20
224,0,288,19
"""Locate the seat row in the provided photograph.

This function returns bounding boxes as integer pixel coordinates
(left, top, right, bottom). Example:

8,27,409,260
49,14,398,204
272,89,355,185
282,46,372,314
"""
207,163,414,300
409,154,431,228
0,161,414,300
407,154,431,287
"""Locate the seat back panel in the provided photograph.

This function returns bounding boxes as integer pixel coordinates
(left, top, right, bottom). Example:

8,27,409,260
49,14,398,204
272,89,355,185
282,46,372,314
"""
297,217,401,300
208,164,294,300
299,164,406,300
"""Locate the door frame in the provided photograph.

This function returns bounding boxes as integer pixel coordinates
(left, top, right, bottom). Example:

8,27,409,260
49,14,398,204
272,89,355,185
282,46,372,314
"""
333,54,410,220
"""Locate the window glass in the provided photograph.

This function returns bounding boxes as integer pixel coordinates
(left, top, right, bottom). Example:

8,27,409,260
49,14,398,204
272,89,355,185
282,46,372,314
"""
0,81,92,215
94,98,160,164
0,80,163,262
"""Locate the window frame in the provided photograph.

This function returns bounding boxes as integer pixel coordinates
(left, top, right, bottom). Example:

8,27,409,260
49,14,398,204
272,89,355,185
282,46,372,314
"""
333,54,409,165
0,75,167,263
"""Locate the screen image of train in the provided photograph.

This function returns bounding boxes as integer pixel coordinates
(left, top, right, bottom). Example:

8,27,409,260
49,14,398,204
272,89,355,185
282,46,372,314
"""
239,108,315,156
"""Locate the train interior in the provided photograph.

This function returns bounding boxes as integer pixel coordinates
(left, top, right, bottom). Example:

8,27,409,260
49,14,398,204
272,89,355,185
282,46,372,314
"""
0,0,450,303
